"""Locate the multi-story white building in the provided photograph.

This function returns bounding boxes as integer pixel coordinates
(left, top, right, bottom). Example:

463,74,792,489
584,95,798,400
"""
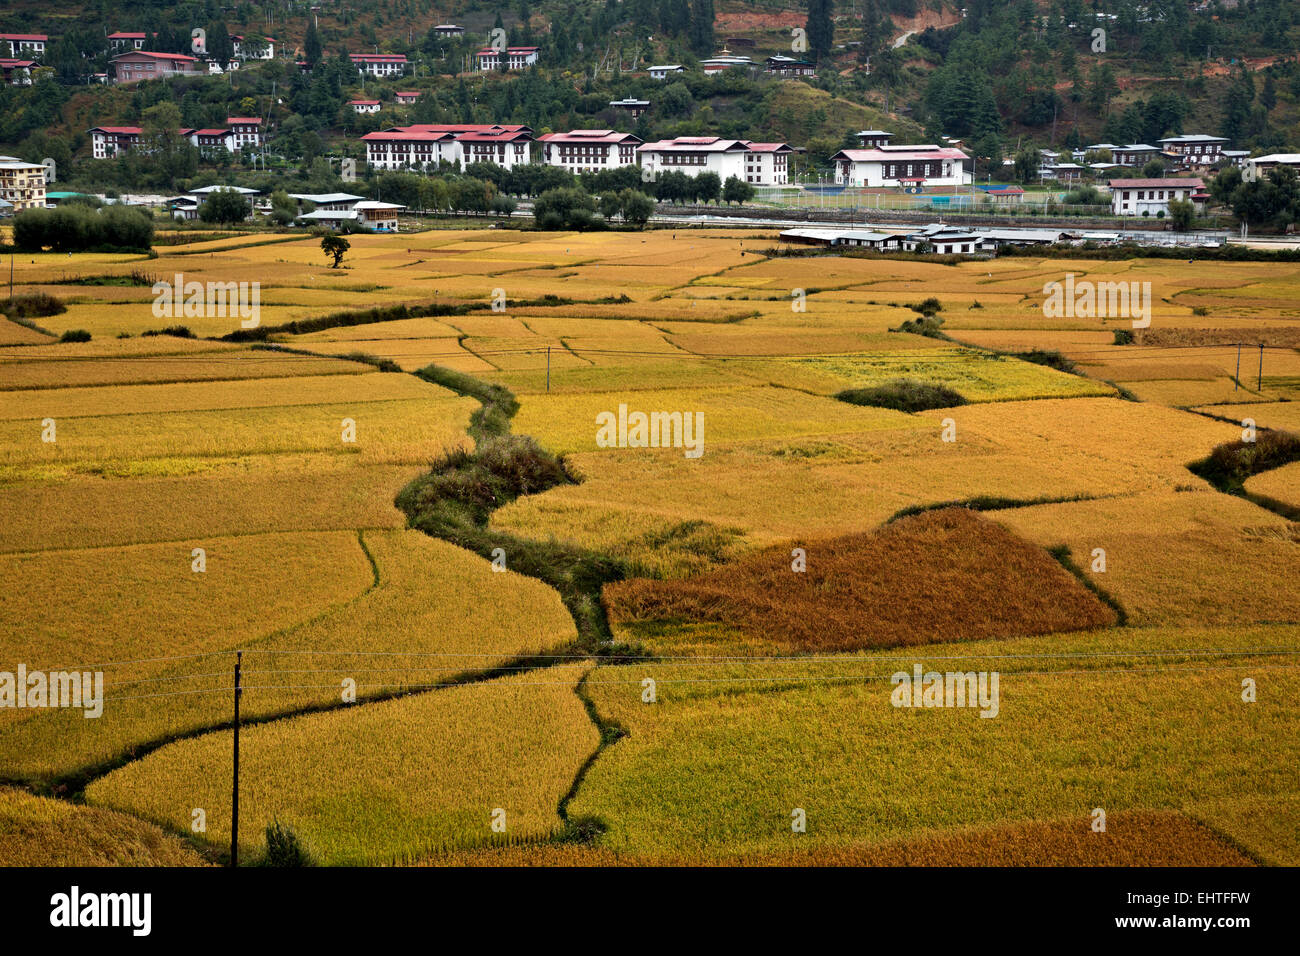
1158,134,1228,166
1107,177,1206,216
361,124,534,172
188,128,236,153
831,144,971,188
855,129,893,149
0,34,46,58
537,130,641,173
226,117,262,149
474,46,539,71
0,155,47,211
636,137,793,185
742,142,793,185
350,53,407,77
88,126,143,158
638,137,751,182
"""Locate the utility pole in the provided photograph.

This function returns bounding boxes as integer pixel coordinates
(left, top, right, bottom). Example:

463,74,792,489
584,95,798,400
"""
1258,345,1264,392
230,650,242,868
546,346,551,392
1235,342,1241,391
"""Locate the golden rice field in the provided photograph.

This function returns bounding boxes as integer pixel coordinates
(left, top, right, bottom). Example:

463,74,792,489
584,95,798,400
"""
85,665,597,865
3,227,1298,867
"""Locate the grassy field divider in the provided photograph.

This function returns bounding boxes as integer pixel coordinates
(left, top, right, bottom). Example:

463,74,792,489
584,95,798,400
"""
397,364,644,655
1188,429,1300,520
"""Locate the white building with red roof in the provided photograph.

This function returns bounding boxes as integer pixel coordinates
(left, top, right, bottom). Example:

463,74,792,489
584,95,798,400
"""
0,59,35,85
88,126,143,158
361,124,534,172
638,137,794,185
475,47,539,71
350,53,407,77
742,142,793,185
349,99,381,114
0,34,47,58
108,32,152,53
394,91,420,105
1107,177,1206,216
537,130,641,172
188,128,236,152
226,117,262,149
831,144,972,188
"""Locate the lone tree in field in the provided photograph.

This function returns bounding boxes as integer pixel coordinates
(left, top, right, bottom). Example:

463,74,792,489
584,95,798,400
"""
321,234,350,268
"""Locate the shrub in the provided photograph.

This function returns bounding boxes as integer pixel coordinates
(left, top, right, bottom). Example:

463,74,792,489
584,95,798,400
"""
1,292,66,319
1191,430,1300,493
142,326,196,338
1013,349,1076,373
834,378,967,412
894,314,947,338
262,821,312,866
910,297,943,316
58,329,91,343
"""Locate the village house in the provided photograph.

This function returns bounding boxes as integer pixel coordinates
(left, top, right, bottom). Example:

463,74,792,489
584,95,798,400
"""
765,55,814,77
700,51,753,73
0,59,34,85
350,53,407,77
537,130,641,173
1109,144,1162,166
1107,177,1207,216
1242,154,1300,182
648,64,684,80
742,142,793,185
188,128,236,153
1158,134,1228,167
0,155,47,211
88,126,142,158
0,34,46,58
474,46,539,71
297,199,405,232
431,24,465,37
831,144,972,188
349,99,381,114
855,130,893,149
394,91,420,105
609,97,650,119
110,51,203,84
226,117,262,150
107,32,152,52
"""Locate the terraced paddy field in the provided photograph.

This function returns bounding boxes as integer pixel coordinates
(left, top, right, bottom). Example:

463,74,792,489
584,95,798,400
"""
2,228,1297,867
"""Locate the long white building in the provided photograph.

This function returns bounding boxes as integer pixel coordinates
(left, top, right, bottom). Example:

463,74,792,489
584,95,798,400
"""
831,145,971,188
537,130,641,173
361,124,534,172
637,137,793,186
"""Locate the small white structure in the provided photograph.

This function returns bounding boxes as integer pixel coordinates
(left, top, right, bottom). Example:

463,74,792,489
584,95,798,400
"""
231,35,275,60
648,64,684,80
297,199,405,232
350,99,381,114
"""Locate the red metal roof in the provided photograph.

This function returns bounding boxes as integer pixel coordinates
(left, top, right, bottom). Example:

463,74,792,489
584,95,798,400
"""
538,130,640,145
1107,178,1205,188
113,51,198,62
833,147,969,163
0,34,48,41
226,117,262,125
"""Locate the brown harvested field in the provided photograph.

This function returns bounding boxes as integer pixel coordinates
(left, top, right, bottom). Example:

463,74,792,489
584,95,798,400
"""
424,811,1253,867
603,508,1117,652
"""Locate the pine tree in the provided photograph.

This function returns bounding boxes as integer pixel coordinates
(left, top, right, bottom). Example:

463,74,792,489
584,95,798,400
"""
806,0,834,65
689,0,715,56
